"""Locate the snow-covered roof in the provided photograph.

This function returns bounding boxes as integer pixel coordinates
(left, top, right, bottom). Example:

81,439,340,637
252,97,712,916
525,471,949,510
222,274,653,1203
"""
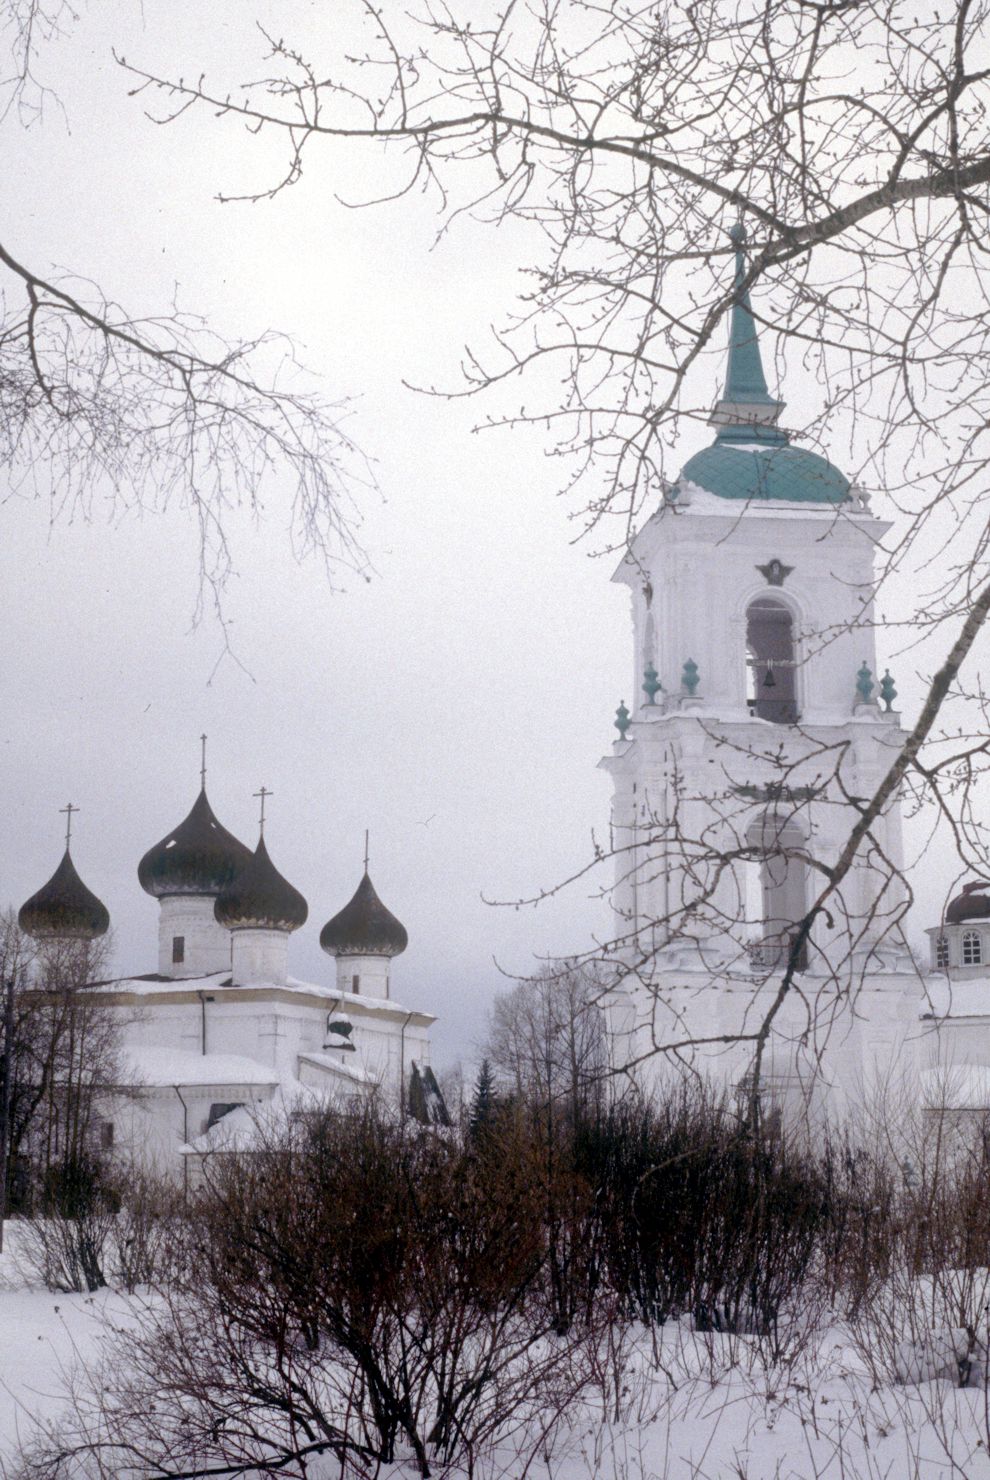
88,971,434,1022
183,1080,334,1155
122,1044,279,1089
90,970,231,997
297,1051,377,1085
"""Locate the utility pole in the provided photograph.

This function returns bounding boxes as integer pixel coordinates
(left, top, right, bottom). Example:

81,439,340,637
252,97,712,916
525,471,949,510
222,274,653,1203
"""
0,976,14,1255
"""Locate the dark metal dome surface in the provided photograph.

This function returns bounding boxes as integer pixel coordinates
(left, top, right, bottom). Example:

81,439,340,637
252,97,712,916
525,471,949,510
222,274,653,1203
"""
19,849,110,940
319,871,408,958
138,787,252,899
946,881,990,924
214,837,308,932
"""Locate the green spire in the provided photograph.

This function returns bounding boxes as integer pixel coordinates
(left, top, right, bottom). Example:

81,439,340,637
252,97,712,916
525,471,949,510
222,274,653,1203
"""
724,223,774,405
711,223,787,445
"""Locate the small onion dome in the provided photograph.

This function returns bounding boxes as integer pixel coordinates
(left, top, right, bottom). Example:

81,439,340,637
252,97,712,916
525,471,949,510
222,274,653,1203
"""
138,787,252,899
324,1010,356,1052
319,871,408,958
946,881,990,924
214,837,308,932
19,849,110,940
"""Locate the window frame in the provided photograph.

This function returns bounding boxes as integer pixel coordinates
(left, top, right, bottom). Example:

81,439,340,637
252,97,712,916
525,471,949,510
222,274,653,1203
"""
963,930,983,966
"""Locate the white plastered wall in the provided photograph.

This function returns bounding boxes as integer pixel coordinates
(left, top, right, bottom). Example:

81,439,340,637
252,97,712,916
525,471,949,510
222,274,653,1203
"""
157,895,232,977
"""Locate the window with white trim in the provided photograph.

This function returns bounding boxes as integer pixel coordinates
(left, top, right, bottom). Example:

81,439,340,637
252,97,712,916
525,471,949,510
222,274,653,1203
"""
963,930,982,966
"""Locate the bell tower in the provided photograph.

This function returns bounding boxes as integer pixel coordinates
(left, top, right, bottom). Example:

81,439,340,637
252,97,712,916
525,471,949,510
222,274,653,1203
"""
601,227,915,1109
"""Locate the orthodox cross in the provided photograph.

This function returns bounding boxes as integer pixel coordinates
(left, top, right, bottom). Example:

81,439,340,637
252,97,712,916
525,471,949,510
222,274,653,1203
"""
363,830,370,873
200,734,208,789
254,786,272,837
59,802,78,850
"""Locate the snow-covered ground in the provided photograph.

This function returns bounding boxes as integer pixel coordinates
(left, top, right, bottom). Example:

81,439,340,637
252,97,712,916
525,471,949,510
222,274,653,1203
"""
3,1230,990,1480
0,1232,127,1470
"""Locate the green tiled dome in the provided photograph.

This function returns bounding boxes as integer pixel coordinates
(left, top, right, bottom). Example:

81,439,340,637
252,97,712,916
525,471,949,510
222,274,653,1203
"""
680,442,850,505
679,225,852,506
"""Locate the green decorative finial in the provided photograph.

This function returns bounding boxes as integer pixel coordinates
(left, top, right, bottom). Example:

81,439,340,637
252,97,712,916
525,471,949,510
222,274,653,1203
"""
614,701,631,739
880,669,897,712
682,659,700,696
856,661,875,704
642,663,662,705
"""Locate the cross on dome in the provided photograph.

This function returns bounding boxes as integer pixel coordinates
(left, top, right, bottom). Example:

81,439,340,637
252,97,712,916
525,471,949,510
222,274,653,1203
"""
254,785,273,837
59,801,78,850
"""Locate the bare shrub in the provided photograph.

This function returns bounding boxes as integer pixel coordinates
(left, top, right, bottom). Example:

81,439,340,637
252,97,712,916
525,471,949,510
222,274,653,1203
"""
816,1132,898,1322
15,1102,606,1478
574,1085,829,1367
850,1110,990,1393
15,1153,119,1293
109,1167,185,1295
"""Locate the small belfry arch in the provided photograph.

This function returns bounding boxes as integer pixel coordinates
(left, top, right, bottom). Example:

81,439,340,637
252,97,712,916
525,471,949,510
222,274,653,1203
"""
745,810,810,971
745,591,800,724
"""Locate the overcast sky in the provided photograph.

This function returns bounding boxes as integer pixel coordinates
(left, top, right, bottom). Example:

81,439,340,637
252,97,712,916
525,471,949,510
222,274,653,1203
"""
0,2,972,1071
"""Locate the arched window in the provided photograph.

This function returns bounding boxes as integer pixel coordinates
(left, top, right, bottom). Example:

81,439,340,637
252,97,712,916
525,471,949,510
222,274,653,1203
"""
935,935,950,969
747,815,809,971
963,930,982,966
746,597,799,724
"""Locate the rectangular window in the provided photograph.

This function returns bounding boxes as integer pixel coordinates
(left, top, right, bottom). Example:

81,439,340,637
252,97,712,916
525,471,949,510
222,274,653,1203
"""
172,935,185,964
206,1102,244,1131
352,973,360,994
100,1121,114,1150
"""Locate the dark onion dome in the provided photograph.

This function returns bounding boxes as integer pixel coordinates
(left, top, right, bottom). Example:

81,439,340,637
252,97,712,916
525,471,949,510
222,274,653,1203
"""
19,849,110,940
138,787,252,899
214,836,308,933
946,881,990,924
319,871,408,958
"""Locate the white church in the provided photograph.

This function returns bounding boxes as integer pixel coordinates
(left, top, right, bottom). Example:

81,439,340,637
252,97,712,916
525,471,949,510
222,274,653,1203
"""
16,225,990,1148
598,224,990,1124
17,770,442,1181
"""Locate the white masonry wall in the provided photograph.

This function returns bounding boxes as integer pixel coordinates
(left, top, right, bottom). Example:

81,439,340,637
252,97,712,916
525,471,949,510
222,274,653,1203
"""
334,952,391,1000
230,928,290,988
157,896,232,977
623,492,890,724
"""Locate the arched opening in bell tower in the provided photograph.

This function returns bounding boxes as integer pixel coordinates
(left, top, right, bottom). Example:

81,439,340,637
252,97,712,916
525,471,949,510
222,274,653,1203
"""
745,814,809,971
746,597,799,724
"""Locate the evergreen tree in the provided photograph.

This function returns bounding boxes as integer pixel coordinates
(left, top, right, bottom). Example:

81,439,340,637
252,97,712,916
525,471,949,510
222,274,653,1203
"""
468,1059,497,1142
